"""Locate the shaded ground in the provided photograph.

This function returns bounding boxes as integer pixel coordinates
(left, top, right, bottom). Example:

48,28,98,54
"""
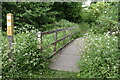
32,69,78,78
49,37,85,72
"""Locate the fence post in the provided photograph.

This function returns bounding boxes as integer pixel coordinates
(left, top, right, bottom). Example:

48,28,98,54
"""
7,13,14,60
37,31,42,50
54,32,57,52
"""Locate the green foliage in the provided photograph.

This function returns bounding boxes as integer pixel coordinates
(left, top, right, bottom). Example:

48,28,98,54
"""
0,29,3,72
78,22,90,37
77,2,119,78
2,2,58,32
77,32,120,78
82,2,111,22
2,2,119,78
52,2,82,23
42,19,79,30
95,2,119,33
2,2,82,33
2,32,49,78
81,2,119,33
2,20,80,78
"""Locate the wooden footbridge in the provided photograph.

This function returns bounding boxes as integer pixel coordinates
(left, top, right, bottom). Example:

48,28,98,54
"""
37,26,85,72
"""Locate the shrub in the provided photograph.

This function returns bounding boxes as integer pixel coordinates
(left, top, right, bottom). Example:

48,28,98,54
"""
77,31,120,78
42,19,79,30
2,31,49,78
2,2,58,32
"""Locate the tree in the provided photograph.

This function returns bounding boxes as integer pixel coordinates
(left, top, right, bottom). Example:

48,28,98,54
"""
2,2,58,32
52,2,82,23
81,2,118,32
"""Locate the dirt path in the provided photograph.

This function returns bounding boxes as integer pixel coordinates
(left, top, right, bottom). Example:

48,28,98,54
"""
49,37,85,72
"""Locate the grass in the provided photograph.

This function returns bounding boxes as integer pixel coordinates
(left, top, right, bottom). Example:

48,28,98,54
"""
30,69,78,78
11,68,78,78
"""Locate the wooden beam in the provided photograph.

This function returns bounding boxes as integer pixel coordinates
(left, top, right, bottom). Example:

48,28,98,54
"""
42,26,79,35
51,32,78,45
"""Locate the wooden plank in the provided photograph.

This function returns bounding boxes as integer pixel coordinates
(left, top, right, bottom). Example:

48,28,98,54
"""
42,26,79,35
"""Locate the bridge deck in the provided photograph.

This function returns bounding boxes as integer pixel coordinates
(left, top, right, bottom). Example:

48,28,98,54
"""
49,37,85,72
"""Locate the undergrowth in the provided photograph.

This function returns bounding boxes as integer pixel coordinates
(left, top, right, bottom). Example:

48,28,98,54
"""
77,31,120,78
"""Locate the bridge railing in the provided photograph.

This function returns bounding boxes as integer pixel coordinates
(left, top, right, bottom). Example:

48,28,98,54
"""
37,26,79,58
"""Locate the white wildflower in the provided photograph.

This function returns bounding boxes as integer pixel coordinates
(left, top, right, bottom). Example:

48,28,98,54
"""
113,38,115,41
96,9,99,10
107,31,110,34
25,53,27,55
115,31,118,34
112,32,115,35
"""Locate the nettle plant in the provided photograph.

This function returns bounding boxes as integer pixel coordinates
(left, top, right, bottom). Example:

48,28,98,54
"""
77,31,119,78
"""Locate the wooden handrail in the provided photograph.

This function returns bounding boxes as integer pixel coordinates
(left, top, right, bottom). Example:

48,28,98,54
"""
41,32,78,50
37,26,79,58
51,32,78,45
49,39,74,59
41,26,79,35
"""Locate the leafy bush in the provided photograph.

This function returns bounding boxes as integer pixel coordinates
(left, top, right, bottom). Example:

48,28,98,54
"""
78,22,90,37
52,2,82,23
42,19,79,30
2,2,58,32
77,31,120,78
2,31,49,78
81,2,119,33
95,2,118,33
81,2,110,23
